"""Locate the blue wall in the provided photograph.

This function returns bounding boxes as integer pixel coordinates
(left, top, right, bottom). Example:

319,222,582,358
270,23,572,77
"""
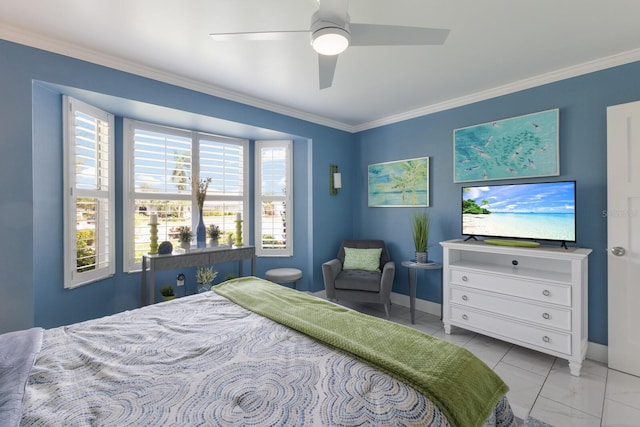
3,38,640,346
0,40,354,332
354,61,640,346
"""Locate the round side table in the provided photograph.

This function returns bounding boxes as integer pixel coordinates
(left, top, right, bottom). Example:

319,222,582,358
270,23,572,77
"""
401,260,443,324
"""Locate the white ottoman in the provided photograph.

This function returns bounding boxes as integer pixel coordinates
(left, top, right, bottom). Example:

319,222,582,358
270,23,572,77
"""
265,268,302,289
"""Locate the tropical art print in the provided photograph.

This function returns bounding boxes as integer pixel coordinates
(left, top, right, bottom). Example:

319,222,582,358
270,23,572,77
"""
453,109,559,182
368,157,429,207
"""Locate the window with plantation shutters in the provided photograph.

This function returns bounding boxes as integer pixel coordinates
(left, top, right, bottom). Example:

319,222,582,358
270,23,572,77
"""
123,120,248,271
63,96,115,288
255,140,292,257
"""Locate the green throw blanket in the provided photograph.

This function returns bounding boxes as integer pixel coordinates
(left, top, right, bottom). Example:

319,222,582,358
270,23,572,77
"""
214,277,509,427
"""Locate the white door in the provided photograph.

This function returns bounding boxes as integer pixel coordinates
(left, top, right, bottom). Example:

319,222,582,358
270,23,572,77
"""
607,100,640,376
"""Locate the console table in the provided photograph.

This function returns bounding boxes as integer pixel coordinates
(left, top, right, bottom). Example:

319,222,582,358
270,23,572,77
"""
141,245,255,305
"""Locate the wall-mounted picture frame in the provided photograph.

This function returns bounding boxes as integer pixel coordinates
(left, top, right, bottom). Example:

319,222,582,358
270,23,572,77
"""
368,157,429,207
453,109,559,183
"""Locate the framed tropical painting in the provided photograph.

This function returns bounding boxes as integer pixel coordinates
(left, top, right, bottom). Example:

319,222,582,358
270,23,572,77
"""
453,109,559,182
368,157,429,207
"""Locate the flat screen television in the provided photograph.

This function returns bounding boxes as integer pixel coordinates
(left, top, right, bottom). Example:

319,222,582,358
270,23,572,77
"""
461,180,576,247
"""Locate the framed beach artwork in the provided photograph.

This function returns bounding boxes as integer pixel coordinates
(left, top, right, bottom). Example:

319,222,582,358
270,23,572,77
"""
453,109,559,183
368,157,429,207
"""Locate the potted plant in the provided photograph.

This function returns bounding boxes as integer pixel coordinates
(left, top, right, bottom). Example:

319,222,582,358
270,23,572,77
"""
176,226,193,249
412,211,431,264
196,266,218,293
160,285,176,302
208,224,221,246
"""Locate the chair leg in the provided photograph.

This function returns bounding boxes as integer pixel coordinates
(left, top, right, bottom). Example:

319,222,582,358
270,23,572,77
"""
384,303,390,318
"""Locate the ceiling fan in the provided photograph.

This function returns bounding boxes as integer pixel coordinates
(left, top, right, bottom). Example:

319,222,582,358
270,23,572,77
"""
210,0,450,89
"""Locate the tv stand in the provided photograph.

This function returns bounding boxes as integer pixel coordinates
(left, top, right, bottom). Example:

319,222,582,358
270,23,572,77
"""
464,235,478,241
440,239,591,376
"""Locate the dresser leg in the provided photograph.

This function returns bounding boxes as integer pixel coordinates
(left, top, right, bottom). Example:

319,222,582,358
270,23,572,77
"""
444,323,451,334
568,360,582,377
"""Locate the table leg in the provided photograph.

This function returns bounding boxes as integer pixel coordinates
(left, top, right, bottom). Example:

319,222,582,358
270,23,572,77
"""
149,267,155,306
409,267,417,324
141,257,147,307
439,269,443,320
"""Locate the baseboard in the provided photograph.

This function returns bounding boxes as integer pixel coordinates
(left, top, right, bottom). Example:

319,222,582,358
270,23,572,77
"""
389,291,441,317
586,341,608,364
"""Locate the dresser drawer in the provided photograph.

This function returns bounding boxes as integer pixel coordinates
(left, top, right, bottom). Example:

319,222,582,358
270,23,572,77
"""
450,269,571,306
450,306,572,355
450,286,571,331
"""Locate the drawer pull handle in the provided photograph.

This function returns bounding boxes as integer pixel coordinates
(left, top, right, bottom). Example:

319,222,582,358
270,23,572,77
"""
542,336,550,343
461,275,468,282
462,295,468,301
462,314,468,320
542,290,551,297
542,313,550,320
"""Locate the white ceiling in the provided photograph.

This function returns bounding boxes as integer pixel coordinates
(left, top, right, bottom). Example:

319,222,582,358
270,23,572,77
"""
2,0,640,132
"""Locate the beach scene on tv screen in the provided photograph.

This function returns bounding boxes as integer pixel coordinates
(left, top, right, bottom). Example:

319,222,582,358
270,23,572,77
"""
462,182,575,241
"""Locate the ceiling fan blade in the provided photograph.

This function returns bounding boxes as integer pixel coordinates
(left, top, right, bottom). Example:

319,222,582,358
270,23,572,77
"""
318,54,338,89
349,24,450,46
210,30,309,41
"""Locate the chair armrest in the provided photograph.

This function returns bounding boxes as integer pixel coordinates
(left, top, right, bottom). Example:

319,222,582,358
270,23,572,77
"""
322,258,343,299
380,260,396,297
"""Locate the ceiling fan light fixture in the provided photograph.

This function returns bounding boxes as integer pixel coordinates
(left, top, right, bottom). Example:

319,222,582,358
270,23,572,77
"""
312,27,350,56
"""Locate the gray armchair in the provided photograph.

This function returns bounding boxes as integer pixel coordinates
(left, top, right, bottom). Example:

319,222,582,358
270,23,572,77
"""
322,239,395,317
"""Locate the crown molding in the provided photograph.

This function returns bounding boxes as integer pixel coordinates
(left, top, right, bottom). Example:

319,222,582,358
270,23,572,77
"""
2,23,639,134
353,49,640,132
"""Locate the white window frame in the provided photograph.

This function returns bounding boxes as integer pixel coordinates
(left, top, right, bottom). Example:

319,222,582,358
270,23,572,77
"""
123,119,249,272
63,96,116,288
255,140,293,257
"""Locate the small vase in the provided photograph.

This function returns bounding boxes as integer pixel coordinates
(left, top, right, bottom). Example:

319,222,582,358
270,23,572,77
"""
415,251,428,264
209,238,219,247
196,209,206,248
180,241,191,250
197,282,212,293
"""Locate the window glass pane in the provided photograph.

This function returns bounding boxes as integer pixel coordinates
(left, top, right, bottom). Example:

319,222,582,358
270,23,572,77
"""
200,137,243,196
134,129,192,194
133,199,193,263
260,200,287,250
260,146,287,196
74,110,110,190
202,201,243,244
76,197,97,272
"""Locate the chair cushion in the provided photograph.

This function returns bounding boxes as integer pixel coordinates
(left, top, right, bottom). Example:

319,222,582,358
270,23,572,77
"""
335,270,382,292
343,247,382,272
338,240,390,271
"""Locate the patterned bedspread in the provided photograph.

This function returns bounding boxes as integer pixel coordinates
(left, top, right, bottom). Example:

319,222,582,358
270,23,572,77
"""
20,290,515,426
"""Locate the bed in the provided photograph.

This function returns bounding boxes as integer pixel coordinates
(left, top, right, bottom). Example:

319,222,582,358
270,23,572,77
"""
3,277,516,427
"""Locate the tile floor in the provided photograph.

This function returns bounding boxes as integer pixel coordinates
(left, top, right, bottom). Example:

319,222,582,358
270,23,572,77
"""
336,301,640,427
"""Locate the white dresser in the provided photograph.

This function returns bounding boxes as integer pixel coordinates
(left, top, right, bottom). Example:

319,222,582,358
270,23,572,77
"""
440,239,591,376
